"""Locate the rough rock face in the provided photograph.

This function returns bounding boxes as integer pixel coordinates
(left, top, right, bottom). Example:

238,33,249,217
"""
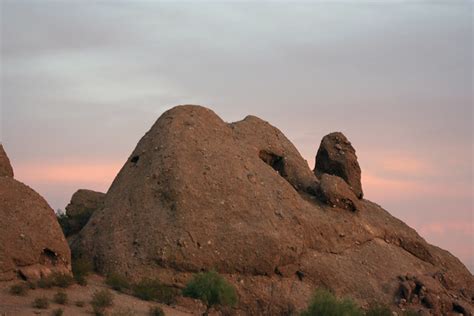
315,132,363,198
318,174,360,212
0,149,71,281
0,144,14,178
74,105,473,315
63,189,105,236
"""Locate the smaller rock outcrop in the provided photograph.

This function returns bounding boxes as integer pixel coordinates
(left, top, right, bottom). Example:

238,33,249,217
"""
0,144,14,178
318,174,360,211
314,132,363,198
0,147,71,281
63,189,105,237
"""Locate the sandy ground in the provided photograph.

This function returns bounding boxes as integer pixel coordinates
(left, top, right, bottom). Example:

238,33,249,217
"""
0,275,193,316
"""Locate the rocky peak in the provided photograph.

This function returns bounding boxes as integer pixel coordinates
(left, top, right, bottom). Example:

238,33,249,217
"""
0,144,14,178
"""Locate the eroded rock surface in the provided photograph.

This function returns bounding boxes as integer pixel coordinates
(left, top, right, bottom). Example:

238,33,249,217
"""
73,105,473,315
63,189,105,236
315,132,363,198
0,151,71,280
0,144,13,178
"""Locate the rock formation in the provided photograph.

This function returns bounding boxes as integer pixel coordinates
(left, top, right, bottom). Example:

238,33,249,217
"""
315,132,363,198
63,189,105,237
73,105,473,315
0,145,71,281
0,144,14,178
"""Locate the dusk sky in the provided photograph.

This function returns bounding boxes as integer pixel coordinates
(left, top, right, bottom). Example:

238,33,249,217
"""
1,1,472,271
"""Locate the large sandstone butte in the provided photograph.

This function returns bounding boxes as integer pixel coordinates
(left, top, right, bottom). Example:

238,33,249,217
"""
0,145,71,281
74,106,473,315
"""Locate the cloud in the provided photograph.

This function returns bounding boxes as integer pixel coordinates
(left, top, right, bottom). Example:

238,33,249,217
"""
14,161,122,186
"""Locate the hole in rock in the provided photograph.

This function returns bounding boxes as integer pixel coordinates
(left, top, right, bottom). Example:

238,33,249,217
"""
40,248,58,265
131,155,140,164
259,150,288,179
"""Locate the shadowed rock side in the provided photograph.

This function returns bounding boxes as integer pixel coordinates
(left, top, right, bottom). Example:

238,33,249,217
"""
73,105,473,315
63,189,105,237
0,149,71,281
315,132,363,199
0,144,14,178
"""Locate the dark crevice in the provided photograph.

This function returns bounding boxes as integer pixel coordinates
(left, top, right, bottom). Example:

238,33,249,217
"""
131,155,140,164
259,150,288,179
40,248,58,265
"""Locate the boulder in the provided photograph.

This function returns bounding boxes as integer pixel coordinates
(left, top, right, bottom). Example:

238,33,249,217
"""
0,152,71,280
73,105,473,315
314,132,363,198
318,174,360,211
63,189,105,236
0,144,14,178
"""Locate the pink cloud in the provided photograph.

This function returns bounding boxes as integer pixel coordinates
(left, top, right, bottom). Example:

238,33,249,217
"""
14,160,123,186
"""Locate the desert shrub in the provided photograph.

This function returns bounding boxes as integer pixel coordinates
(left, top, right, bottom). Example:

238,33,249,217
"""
37,273,74,289
182,270,237,307
149,306,165,316
106,273,131,292
91,289,114,309
32,296,50,309
365,303,391,316
403,311,419,316
75,300,85,307
112,307,135,316
72,257,93,286
300,289,363,316
9,283,28,296
53,291,68,305
52,308,64,316
132,279,178,304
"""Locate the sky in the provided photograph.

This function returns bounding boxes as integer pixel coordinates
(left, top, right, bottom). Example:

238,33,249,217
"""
1,0,472,271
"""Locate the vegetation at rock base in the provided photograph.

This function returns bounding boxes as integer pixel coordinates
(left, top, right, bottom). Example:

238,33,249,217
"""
52,308,64,316
132,279,178,305
53,291,68,305
72,257,93,286
32,296,50,309
106,272,131,292
37,273,75,289
9,283,28,296
90,289,114,316
183,270,237,307
149,306,165,316
300,289,363,316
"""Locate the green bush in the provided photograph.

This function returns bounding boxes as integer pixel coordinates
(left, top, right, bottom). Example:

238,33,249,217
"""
366,303,392,316
149,306,165,316
32,296,50,309
403,311,419,316
106,273,131,292
52,308,64,316
182,270,237,307
53,291,68,305
300,289,363,316
9,283,28,296
132,279,178,305
72,257,93,286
